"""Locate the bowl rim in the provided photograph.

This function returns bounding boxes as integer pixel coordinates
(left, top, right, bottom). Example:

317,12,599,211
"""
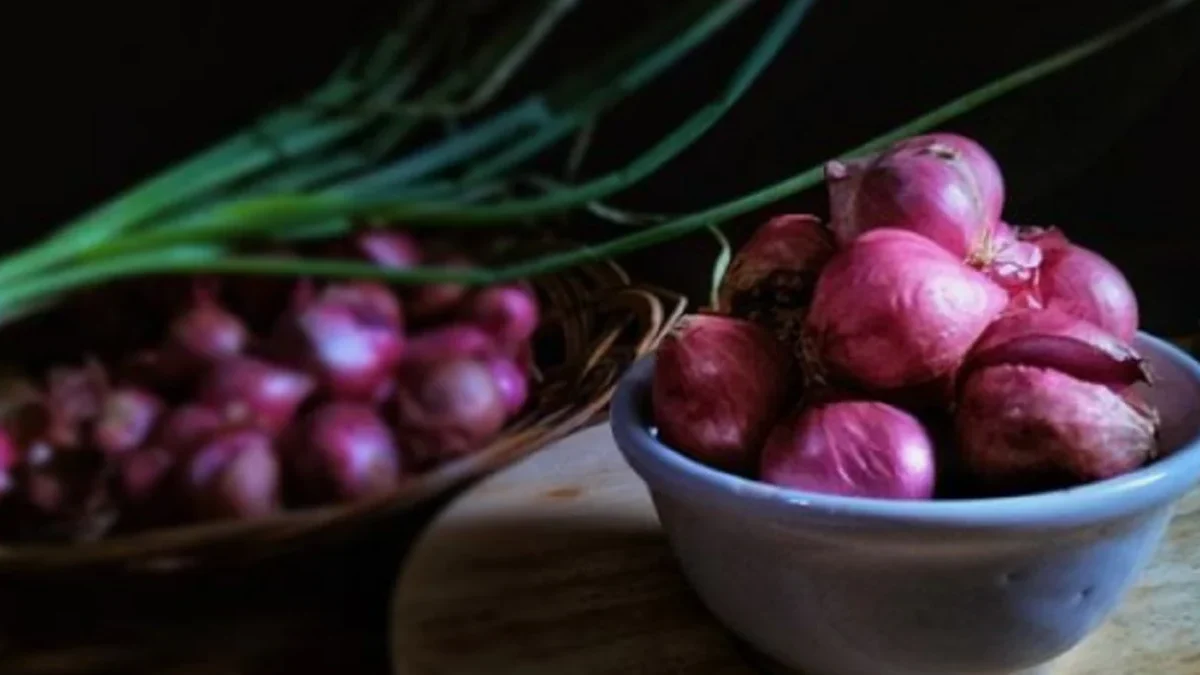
610,332,1200,530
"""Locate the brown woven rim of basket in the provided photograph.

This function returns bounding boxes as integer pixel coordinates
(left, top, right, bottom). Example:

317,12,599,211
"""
0,245,687,574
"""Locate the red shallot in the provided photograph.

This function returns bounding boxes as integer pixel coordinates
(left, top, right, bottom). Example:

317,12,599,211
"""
181,428,281,521
825,133,1005,261
760,400,936,499
274,282,405,401
652,314,794,474
285,402,401,503
485,356,529,415
1020,227,1139,342
459,284,540,352
804,228,1007,404
165,286,249,370
395,357,508,466
955,365,1157,487
956,304,1157,488
198,357,316,434
716,214,836,347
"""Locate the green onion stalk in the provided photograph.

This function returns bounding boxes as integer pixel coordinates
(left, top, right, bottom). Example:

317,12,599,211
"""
0,0,1192,324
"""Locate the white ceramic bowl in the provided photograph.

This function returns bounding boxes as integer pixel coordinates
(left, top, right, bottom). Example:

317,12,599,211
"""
610,334,1200,675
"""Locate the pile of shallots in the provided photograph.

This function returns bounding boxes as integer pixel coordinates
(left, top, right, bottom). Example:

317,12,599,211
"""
654,133,1159,500
0,231,538,541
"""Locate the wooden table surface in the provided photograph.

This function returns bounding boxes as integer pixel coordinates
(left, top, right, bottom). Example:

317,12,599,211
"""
391,425,1200,675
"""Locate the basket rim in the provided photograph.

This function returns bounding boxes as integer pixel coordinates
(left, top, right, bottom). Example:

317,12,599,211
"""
0,270,687,571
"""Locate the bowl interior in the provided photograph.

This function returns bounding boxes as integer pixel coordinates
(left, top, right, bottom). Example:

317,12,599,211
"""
611,333,1200,529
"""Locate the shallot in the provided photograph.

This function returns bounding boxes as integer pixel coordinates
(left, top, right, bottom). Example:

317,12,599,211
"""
273,282,405,401
198,356,316,434
804,228,1007,404
956,307,1157,488
716,214,836,348
760,400,936,499
164,286,248,370
652,314,794,473
485,356,529,415
1020,227,1139,342
956,365,1157,488
825,133,1005,261
395,357,508,466
459,284,540,352
285,402,401,503
181,428,281,521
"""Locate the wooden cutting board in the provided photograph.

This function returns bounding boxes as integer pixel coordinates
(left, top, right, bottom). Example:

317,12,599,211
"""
389,424,1200,675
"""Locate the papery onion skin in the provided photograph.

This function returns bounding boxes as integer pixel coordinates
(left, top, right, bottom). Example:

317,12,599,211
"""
964,307,1149,390
1022,228,1139,343
716,214,836,348
652,314,794,474
981,221,1043,308
285,403,401,503
760,400,936,499
717,214,836,313
825,133,1005,260
956,364,1158,487
805,228,1007,404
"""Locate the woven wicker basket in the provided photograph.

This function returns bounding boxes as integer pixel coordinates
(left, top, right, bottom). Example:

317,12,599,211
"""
0,242,685,574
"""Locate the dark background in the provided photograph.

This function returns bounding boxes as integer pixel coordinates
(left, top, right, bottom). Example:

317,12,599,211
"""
6,0,1200,334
